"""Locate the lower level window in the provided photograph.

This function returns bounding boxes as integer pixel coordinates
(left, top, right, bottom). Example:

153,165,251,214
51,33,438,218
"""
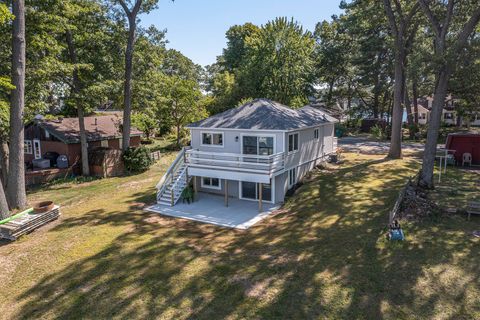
201,177,221,190
289,168,297,187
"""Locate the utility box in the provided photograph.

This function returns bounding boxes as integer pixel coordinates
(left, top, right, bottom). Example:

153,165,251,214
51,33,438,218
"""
32,158,50,169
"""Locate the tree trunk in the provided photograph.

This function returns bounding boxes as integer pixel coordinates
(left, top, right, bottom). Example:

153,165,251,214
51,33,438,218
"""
404,82,415,139
7,0,27,209
373,90,379,119
0,180,9,219
0,140,8,188
176,123,181,147
412,79,419,124
388,46,405,159
66,30,89,176
122,16,136,151
419,68,450,188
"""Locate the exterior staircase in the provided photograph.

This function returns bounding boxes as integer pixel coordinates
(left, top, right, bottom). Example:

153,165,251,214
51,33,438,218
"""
156,147,191,206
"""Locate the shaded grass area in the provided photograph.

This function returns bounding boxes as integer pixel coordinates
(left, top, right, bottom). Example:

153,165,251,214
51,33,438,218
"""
430,165,480,210
144,136,181,153
0,153,479,319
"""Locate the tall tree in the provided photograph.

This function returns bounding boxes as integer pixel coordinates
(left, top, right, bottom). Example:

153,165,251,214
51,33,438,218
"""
161,76,205,146
115,0,158,151
8,0,27,209
418,0,480,188
0,2,13,217
242,17,316,106
65,29,89,176
382,0,419,158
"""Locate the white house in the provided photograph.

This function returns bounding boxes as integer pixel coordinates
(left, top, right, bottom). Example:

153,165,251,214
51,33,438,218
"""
155,98,338,210
414,95,458,126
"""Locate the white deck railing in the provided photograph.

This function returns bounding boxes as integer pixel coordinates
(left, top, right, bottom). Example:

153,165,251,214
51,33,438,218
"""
185,149,285,175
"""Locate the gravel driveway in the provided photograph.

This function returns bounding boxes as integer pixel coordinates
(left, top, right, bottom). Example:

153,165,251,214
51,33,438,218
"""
338,136,426,155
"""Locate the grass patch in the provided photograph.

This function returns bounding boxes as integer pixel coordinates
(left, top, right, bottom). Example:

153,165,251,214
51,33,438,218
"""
0,152,478,319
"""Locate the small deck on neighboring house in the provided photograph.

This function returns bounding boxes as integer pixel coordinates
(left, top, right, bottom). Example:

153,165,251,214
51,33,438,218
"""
146,193,279,229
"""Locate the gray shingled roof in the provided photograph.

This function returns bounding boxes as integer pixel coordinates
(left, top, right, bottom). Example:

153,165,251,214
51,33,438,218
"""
187,98,337,131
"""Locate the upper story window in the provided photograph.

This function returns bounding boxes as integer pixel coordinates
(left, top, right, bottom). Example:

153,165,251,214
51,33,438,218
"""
444,112,453,120
24,140,33,154
314,128,319,140
201,132,223,147
419,113,426,120
242,135,274,155
288,133,299,153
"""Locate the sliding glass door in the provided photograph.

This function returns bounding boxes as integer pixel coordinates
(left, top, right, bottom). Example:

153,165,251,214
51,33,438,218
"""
242,135,274,156
240,182,272,202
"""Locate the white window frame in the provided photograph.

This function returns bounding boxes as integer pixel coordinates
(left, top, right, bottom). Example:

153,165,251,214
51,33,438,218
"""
24,140,33,154
240,133,277,155
239,180,274,204
33,139,42,159
288,168,297,188
200,131,224,148
288,132,299,154
201,177,222,190
314,128,319,140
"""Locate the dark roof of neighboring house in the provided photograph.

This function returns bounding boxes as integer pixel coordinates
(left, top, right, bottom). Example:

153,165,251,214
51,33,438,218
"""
32,115,143,144
187,98,337,131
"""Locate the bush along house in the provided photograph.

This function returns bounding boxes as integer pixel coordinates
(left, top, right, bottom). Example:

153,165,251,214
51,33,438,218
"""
24,115,143,184
155,98,338,210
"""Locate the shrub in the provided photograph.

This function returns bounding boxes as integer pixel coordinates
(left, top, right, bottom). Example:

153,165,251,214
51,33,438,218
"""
371,124,385,140
122,146,153,172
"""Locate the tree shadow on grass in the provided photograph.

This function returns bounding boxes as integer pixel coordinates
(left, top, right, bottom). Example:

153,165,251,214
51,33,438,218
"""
12,155,480,319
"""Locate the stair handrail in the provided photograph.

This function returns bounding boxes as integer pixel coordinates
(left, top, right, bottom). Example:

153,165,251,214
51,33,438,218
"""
170,166,188,205
156,147,189,195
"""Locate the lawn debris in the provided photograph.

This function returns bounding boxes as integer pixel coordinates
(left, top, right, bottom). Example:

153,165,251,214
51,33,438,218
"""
398,182,445,221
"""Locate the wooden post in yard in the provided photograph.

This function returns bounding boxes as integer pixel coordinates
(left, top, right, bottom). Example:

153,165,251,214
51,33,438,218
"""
258,183,263,212
224,179,228,207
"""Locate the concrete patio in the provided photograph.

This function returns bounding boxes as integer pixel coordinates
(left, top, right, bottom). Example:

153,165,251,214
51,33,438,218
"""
146,193,280,229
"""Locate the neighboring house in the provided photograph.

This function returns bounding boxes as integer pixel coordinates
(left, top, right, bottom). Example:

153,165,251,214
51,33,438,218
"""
156,98,338,209
414,95,458,126
24,115,143,168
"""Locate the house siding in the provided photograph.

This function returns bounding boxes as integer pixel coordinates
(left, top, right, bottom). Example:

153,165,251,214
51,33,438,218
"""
284,123,334,170
24,123,141,166
190,128,284,154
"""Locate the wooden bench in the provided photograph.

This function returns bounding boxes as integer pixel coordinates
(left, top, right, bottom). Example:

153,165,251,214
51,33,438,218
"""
467,201,480,221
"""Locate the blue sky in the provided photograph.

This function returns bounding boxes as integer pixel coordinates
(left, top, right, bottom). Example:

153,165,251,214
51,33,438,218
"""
139,0,343,67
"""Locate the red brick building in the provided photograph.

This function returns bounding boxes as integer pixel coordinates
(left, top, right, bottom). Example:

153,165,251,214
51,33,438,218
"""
24,115,143,167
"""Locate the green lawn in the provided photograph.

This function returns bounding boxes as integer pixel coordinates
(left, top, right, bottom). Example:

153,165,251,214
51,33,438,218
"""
0,152,479,319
